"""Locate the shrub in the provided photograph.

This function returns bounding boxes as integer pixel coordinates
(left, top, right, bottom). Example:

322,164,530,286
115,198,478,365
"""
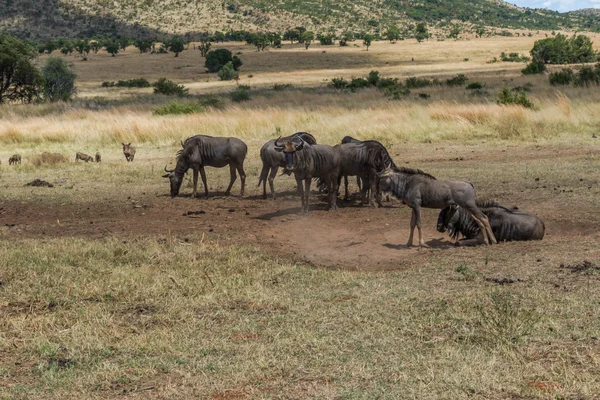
273,83,293,91
549,68,574,86
522,61,546,75
199,96,224,109
405,77,431,88
231,86,251,102
153,78,188,96
318,34,335,45
574,65,599,87
42,57,77,102
101,81,115,88
205,49,234,73
116,78,151,88
500,52,529,62
376,77,399,91
153,101,203,115
329,77,349,89
367,70,380,86
348,77,370,91
417,93,431,99
466,82,484,90
497,87,534,109
446,74,468,86
218,62,239,81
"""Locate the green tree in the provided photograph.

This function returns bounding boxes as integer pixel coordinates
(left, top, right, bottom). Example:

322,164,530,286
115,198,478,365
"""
117,37,131,51
198,39,212,57
386,25,401,43
90,40,102,54
301,31,314,50
134,39,153,54
42,57,76,102
0,32,43,103
168,36,185,57
415,23,428,43
60,41,74,55
339,31,353,46
105,40,119,57
363,34,374,51
218,61,239,81
205,48,239,72
74,39,90,57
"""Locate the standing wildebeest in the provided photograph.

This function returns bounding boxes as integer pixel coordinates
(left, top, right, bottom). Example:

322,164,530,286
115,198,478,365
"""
162,135,247,198
378,167,497,248
337,138,396,207
8,154,21,165
258,132,317,200
273,136,340,215
95,152,102,162
75,152,94,162
122,143,136,162
437,201,545,246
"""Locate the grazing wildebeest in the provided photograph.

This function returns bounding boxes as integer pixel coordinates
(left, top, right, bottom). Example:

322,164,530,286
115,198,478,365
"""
258,132,317,200
273,136,340,215
75,152,94,162
437,201,545,246
122,143,136,162
8,154,21,165
377,167,497,248
162,135,247,198
95,152,102,162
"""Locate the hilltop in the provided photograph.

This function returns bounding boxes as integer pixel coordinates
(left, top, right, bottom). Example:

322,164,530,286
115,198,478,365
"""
1,0,598,41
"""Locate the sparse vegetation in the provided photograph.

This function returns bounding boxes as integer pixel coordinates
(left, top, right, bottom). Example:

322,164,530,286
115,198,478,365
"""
549,68,575,86
152,78,188,96
497,86,535,108
153,101,203,115
231,86,251,102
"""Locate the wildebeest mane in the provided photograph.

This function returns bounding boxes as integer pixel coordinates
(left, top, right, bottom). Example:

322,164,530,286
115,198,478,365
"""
392,166,436,180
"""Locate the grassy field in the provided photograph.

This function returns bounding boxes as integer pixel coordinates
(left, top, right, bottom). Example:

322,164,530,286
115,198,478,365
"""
1,37,600,399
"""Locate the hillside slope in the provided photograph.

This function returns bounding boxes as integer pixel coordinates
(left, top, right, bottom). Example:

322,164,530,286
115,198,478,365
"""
1,0,598,41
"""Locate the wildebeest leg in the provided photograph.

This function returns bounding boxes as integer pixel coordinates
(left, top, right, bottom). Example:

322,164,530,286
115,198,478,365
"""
456,234,486,247
260,164,269,199
368,171,378,208
407,208,416,247
237,164,246,197
200,166,209,197
344,175,349,201
414,207,426,249
296,178,305,214
192,167,199,198
329,179,339,211
303,179,312,215
225,164,237,196
464,207,492,245
268,167,278,200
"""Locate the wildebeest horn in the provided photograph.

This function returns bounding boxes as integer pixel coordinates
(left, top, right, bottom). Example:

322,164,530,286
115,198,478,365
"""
180,140,185,148
294,139,305,151
164,165,174,173
274,136,284,148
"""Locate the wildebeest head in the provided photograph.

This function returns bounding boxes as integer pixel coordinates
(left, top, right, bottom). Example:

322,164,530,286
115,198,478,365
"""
376,167,394,192
273,136,304,170
162,166,183,197
437,205,459,233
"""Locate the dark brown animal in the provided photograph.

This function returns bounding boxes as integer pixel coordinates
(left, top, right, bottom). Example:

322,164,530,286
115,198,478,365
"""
437,201,545,246
122,143,136,162
378,167,497,248
8,154,21,165
95,152,101,162
75,152,94,162
163,135,247,198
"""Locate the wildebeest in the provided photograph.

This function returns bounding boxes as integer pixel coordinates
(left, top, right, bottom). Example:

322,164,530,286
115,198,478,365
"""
75,152,94,162
378,167,497,248
8,154,21,165
258,132,317,200
122,143,136,162
337,137,396,207
273,136,340,215
162,135,247,198
95,152,102,162
437,201,545,246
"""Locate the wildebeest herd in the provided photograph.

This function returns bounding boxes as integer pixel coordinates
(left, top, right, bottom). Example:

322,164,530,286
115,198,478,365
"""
161,133,545,248
4,133,544,248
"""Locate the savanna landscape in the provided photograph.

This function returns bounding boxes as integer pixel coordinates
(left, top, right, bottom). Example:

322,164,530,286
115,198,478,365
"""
1,1,600,398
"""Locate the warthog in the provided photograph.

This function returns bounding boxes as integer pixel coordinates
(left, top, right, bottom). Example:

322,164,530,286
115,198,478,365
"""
122,143,136,162
163,135,247,198
75,152,94,162
273,136,340,215
258,132,317,199
95,152,102,162
437,201,545,246
8,154,21,165
378,167,497,248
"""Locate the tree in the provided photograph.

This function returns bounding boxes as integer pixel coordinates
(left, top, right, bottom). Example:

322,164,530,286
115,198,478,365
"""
386,25,401,43
105,40,119,56
218,61,238,81
0,32,43,104
248,33,269,51
134,39,153,54
60,41,74,55
363,34,374,51
205,48,240,72
168,36,185,57
301,31,314,50
213,31,225,43
284,27,305,44
339,31,353,46
448,25,461,39
74,39,91,57
198,39,212,57
90,40,102,54
117,37,131,51
42,57,76,102
415,23,428,43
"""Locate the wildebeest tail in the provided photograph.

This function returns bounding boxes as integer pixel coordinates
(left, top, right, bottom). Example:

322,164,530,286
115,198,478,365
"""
257,164,269,186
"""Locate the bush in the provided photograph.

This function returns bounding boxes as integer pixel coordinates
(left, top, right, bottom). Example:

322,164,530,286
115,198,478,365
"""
231,86,251,102
348,77,370,91
153,78,188,96
116,78,151,88
497,87,534,109
273,83,293,91
522,61,546,75
549,68,574,86
205,49,234,73
329,77,349,89
153,101,203,115
42,57,77,102
466,82,484,90
405,77,432,88
199,96,224,109
376,77,399,91
367,70,380,86
574,65,600,87
500,52,530,62
218,62,239,81
417,93,431,99
446,74,468,86
101,81,115,88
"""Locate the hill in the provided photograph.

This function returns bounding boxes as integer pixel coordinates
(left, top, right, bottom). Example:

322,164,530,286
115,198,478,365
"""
1,0,598,41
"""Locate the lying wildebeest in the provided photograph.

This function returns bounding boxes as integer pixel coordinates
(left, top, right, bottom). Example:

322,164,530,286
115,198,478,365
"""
337,138,396,207
122,143,136,162
378,167,497,248
8,154,21,165
163,135,247,198
95,152,101,162
437,201,545,246
273,136,339,215
75,152,94,162
258,132,317,200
